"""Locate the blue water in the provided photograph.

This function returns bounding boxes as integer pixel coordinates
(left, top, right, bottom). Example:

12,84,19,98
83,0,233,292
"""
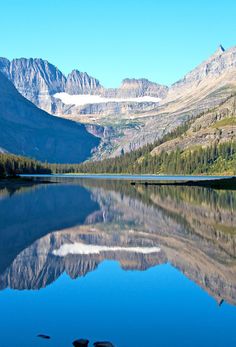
1,262,236,347
0,178,236,347
21,173,231,181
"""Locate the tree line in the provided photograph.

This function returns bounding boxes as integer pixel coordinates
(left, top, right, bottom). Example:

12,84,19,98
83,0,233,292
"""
1,140,235,177
0,153,51,177
59,140,236,175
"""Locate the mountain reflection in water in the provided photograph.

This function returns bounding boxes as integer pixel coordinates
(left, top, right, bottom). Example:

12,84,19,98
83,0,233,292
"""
0,178,236,307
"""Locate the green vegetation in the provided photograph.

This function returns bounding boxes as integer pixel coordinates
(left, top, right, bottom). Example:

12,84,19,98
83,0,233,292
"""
52,140,236,175
0,153,51,177
51,122,192,174
212,116,236,128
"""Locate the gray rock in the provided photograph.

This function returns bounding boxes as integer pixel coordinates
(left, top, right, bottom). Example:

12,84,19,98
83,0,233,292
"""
102,78,168,98
94,342,114,347
66,70,102,95
0,57,66,108
72,339,89,347
37,334,51,339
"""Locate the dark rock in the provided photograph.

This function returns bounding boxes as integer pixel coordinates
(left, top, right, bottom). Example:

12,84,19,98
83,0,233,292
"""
94,341,114,347
72,338,89,347
37,334,51,339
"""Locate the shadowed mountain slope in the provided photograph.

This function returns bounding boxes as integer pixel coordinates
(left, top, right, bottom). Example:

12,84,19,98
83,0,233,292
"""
0,72,99,162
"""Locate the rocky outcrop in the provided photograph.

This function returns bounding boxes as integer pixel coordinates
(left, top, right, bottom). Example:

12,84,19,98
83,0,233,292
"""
65,70,102,94
151,94,236,156
102,78,168,98
0,57,167,120
0,57,66,107
168,45,234,97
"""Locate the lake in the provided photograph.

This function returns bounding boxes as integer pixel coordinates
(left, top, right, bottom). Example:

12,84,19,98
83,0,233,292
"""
0,176,236,347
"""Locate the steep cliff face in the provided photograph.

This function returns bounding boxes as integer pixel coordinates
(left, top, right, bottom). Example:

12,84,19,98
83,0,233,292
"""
0,57,166,103
65,69,102,94
163,45,236,112
0,58,66,106
102,78,168,98
0,71,99,162
169,45,233,96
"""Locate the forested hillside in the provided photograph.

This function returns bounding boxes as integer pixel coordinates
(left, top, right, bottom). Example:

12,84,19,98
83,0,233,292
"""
51,140,236,175
0,154,51,177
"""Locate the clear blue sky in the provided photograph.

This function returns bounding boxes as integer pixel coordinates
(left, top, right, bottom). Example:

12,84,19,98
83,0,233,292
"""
1,0,236,87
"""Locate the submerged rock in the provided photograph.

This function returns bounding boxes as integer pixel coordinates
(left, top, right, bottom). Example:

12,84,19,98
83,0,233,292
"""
94,342,114,347
37,334,51,339
72,339,89,347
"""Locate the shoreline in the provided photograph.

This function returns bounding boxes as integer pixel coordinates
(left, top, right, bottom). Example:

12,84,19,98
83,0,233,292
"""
20,173,232,181
130,176,236,190
0,177,54,189
2,175,236,190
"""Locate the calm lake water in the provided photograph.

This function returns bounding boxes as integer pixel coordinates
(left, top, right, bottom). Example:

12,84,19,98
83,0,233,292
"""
0,177,236,347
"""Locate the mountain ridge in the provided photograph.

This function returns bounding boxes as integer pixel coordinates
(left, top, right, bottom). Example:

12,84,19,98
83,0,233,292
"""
1,45,236,161
0,71,99,162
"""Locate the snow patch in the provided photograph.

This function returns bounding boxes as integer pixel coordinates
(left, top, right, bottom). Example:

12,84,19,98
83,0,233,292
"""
53,243,161,257
54,92,161,106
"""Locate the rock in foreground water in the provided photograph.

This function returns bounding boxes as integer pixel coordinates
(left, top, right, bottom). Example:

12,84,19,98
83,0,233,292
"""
94,342,114,347
73,339,89,347
37,334,51,339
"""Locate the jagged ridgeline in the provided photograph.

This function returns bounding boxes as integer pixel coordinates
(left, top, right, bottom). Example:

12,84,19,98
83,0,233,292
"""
1,45,236,162
0,45,236,172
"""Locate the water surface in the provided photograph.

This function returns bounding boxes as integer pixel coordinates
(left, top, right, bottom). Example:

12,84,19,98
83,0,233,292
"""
0,178,236,347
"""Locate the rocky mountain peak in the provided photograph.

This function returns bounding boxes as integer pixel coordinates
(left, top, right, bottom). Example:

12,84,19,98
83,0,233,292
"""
0,57,66,107
169,45,236,96
65,69,102,95
215,44,225,55
103,78,168,98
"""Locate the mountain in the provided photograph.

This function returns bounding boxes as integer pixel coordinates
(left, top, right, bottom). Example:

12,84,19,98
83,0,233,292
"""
65,69,102,94
163,45,236,112
102,78,168,98
0,57,66,111
96,45,236,158
0,71,99,163
1,46,236,161
0,57,167,115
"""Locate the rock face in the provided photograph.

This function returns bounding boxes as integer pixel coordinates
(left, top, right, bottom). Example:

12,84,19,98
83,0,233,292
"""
0,57,167,119
169,45,233,97
0,58,66,107
103,45,236,158
0,71,99,162
151,94,236,156
65,70,102,95
73,339,89,347
102,78,168,98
